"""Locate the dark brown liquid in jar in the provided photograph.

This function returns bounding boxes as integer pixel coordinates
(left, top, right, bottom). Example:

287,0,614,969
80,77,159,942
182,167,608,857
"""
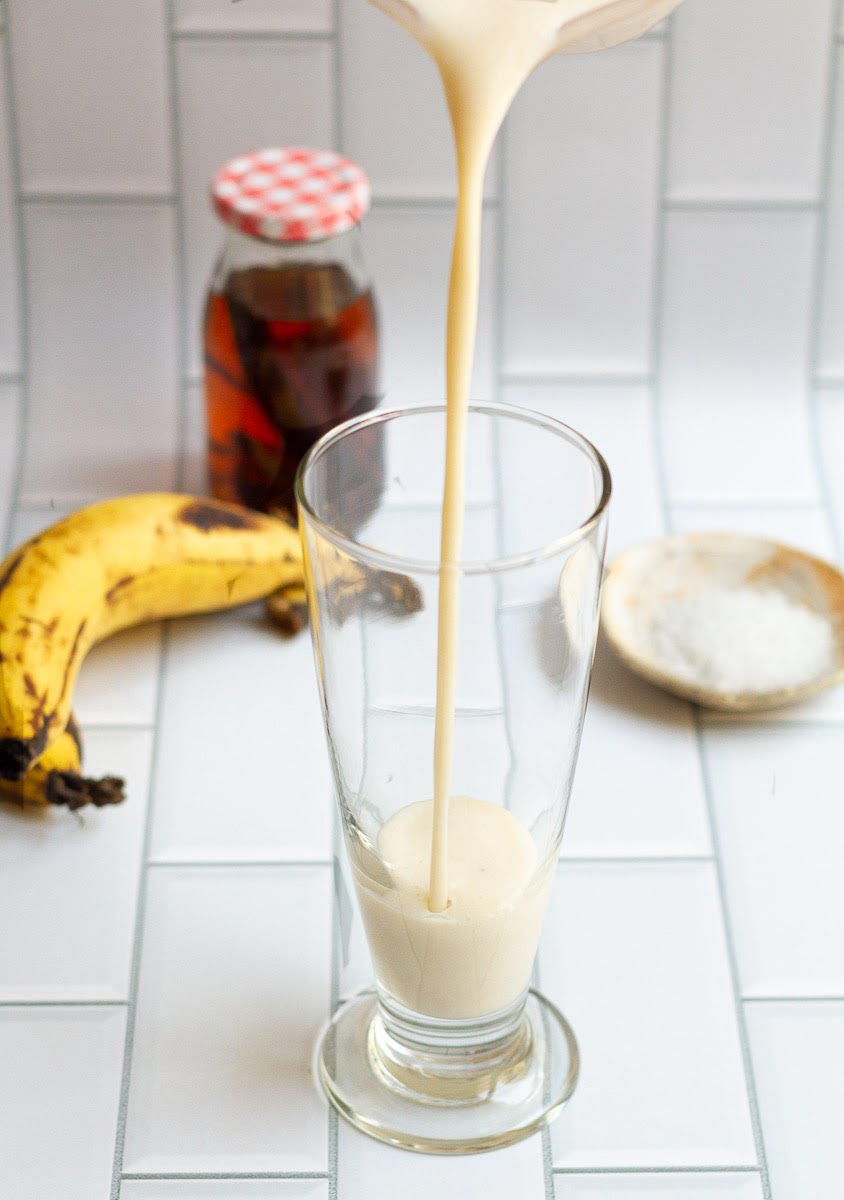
204,261,381,517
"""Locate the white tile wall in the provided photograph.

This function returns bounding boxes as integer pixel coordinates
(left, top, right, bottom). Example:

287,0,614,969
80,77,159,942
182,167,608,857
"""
20,203,180,503
8,0,172,194
668,0,835,202
0,38,20,373
174,1,333,35
3,2,844,1195
366,204,496,404
818,49,844,380
122,864,332,1174
746,1001,844,1200
503,40,663,376
0,382,20,539
0,1005,127,1200
660,211,818,503
339,0,498,201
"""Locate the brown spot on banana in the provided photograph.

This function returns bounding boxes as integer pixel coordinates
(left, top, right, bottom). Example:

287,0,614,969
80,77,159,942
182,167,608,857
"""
0,551,24,594
178,500,261,532
105,575,136,605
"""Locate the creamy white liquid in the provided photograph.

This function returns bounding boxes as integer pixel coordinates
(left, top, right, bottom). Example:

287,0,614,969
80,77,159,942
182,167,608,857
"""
353,796,552,1018
360,0,679,1019
372,0,681,914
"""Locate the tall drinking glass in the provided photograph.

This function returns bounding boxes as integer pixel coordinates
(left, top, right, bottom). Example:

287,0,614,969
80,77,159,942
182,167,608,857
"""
297,403,610,1153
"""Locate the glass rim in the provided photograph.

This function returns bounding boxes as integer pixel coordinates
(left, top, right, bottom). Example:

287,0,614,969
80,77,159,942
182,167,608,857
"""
295,401,612,577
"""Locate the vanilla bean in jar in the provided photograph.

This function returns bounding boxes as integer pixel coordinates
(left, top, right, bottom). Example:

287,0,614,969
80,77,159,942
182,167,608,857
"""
204,147,382,520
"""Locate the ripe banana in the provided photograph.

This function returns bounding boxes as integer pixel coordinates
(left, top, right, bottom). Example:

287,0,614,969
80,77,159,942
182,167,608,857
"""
0,494,303,780
0,715,124,809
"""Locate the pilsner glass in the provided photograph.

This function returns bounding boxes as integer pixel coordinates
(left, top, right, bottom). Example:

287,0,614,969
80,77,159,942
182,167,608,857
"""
297,402,610,1153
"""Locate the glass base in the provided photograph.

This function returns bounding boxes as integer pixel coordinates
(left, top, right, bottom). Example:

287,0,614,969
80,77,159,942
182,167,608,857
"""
315,988,579,1154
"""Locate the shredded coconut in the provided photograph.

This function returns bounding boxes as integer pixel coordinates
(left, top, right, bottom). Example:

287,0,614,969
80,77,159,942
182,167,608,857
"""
645,585,836,695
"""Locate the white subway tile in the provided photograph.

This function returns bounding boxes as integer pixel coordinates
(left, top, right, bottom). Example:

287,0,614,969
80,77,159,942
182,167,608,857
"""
9,0,171,193
122,1183,328,1200
746,1001,844,1200
150,607,332,863
0,1006,126,1200
818,49,844,378
338,1122,545,1198
381,404,494,507
565,638,711,858
668,0,834,202
0,729,152,1000
123,865,331,1173
362,507,501,710
181,380,209,496
502,383,664,559
9,507,163,727
503,40,663,375
176,39,334,376
21,204,179,504
670,504,837,561
0,39,20,373
366,205,496,405
0,384,21,541
175,0,331,34
554,1175,764,1199
817,390,844,546
542,861,755,1169
703,726,844,998
340,0,497,199
660,211,818,503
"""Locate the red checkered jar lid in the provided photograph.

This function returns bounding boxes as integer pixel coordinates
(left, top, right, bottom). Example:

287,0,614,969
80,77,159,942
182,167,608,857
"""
211,147,371,244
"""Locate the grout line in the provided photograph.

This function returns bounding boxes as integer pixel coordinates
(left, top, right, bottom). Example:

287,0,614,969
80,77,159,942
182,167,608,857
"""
669,497,826,512
1,6,32,556
72,721,157,734
368,703,504,719
164,0,191,493
647,19,773,1200
122,1170,330,1181
552,1165,762,1176
0,998,128,1008
173,28,335,43
559,853,713,866
108,624,172,1200
692,736,777,1199
702,715,844,730
744,995,844,1004
332,0,343,153
371,194,498,210
664,197,820,213
21,191,176,206
501,370,654,389
807,0,844,569
148,858,333,869
813,374,844,389
0,369,23,384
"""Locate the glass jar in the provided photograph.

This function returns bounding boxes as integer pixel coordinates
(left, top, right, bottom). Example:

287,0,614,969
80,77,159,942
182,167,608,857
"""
203,147,381,518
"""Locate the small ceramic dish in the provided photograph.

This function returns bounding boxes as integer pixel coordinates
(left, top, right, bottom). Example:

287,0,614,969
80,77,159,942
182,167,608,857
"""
601,533,844,711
